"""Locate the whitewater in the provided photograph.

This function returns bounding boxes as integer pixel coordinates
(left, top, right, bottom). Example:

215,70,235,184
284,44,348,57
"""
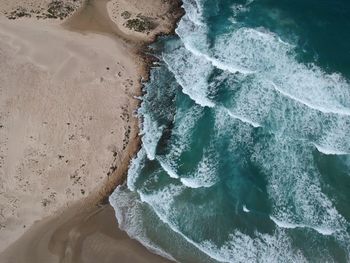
110,0,350,262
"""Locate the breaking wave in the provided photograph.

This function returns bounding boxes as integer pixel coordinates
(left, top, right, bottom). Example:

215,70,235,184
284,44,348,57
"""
110,0,350,261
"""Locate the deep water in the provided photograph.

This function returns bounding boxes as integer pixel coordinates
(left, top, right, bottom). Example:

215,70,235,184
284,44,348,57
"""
110,0,350,262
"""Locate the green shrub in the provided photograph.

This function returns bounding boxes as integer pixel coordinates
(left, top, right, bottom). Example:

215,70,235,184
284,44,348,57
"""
125,18,153,32
121,11,131,19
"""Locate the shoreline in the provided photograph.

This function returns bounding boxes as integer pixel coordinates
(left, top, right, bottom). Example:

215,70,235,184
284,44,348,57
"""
60,0,184,204
0,0,183,262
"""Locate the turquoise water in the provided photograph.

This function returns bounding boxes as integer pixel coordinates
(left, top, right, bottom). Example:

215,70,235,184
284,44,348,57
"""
110,0,350,262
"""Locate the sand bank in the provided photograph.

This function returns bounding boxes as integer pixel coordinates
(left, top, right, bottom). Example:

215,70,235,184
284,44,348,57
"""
1,203,171,263
0,0,182,261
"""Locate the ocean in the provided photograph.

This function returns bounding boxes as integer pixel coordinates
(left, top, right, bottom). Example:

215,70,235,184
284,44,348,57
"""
110,0,350,261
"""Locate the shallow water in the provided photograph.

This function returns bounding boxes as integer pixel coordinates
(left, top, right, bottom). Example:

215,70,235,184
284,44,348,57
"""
110,0,350,262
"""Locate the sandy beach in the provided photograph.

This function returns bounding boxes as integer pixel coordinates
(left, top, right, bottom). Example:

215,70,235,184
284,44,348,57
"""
0,0,182,262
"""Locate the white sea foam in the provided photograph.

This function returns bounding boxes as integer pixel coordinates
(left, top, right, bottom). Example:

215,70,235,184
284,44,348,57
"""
176,13,350,119
312,226,337,236
109,1,350,261
313,143,350,156
270,216,335,236
139,184,185,218
180,178,208,188
174,104,203,139
180,177,215,189
141,113,163,160
182,39,254,75
137,183,239,262
111,179,309,263
159,154,218,188
155,106,205,184
174,14,350,157
212,27,350,116
180,175,216,189
252,137,347,243
180,152,218,188
163,47,215,108
243,205,250,213
176,15,253,75
214,107,255,151
158,159,179,179
143,192,306,262
139,186,234,263
170,106,204,155
270,81,350,116
182,0,205,26
230,3,250,18
137,180,306,262
315,123,350,156
225,108,261,128
109,186,177,262
126,148,146,191
199,230,307,263
270,216,300,229
140,191,226,262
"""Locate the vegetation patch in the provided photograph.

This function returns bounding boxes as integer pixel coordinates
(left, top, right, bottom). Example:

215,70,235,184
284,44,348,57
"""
121,11,131,19
7,7,31,19
125,16,154,32
5,0,81,20
47,0,75,20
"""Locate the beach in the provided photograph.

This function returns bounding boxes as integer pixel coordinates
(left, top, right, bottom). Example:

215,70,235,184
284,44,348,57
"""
0,0,182,262
2,0,349,261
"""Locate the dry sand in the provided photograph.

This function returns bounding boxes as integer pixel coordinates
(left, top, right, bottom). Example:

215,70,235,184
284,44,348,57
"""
0,0,182,262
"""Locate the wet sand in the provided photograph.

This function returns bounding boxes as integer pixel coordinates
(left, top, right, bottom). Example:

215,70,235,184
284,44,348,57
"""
1,203,171,263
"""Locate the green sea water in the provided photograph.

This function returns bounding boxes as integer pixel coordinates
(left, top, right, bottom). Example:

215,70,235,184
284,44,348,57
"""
110,0,350,262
